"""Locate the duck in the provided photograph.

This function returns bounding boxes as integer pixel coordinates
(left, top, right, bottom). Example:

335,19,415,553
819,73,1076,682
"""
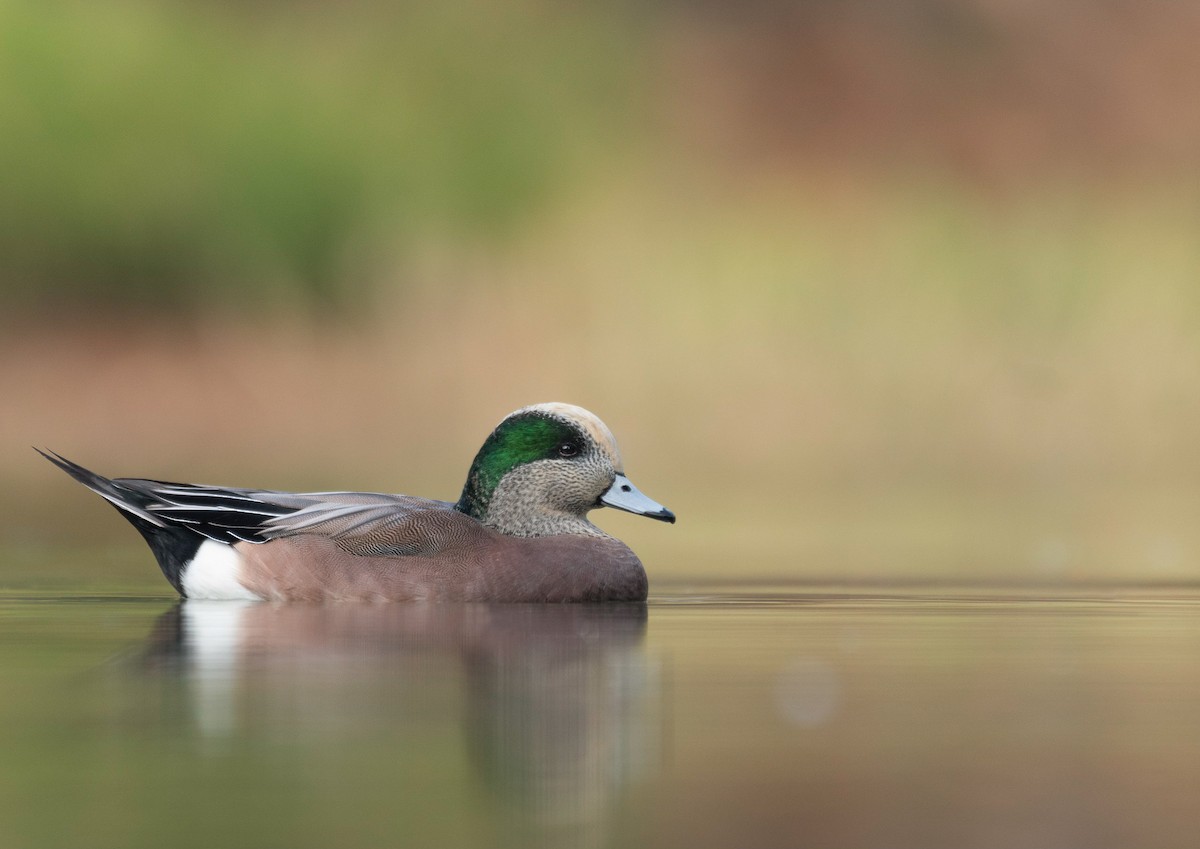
40,403,674,602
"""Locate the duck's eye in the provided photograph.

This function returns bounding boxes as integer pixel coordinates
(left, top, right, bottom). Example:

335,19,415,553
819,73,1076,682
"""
557,442,579,458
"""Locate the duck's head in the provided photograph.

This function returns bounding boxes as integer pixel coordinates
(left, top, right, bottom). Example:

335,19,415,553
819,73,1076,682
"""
456,402,675,538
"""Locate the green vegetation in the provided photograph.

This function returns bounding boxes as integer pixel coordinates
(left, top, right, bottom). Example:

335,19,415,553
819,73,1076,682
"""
0,0,647,309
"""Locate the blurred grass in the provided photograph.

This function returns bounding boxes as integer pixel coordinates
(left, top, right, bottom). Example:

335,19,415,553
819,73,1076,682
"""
0,0,648,309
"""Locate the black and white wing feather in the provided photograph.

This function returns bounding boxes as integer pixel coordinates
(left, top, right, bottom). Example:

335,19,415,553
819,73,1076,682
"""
39,449,458,553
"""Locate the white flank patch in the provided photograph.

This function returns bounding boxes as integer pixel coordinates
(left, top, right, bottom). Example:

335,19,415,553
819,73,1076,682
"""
182,540,263,600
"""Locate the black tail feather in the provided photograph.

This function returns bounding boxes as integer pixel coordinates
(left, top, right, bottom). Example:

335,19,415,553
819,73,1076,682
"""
37,449,199,595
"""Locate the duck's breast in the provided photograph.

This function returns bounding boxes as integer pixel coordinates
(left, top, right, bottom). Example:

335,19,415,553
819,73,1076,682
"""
483,534,648,602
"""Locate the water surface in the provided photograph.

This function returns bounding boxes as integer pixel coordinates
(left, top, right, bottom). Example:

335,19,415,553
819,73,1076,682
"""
2,580,1199,849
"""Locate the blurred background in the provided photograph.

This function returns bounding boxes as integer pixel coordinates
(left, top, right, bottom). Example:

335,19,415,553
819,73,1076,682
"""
3,0,1200,589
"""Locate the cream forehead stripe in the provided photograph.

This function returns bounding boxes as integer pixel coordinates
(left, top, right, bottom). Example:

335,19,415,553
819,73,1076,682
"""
512,403,624,471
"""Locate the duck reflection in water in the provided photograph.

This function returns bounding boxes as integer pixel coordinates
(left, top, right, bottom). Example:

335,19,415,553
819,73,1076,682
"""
138,601,659,839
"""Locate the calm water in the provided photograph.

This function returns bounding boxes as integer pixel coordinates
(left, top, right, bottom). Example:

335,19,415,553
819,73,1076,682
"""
2,578,1200,849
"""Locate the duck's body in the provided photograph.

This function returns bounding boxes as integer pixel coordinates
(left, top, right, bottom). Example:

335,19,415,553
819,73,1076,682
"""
42,403,673,602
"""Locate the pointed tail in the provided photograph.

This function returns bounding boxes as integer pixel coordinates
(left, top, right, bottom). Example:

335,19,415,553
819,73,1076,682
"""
38,449,197,595
36,449,166,528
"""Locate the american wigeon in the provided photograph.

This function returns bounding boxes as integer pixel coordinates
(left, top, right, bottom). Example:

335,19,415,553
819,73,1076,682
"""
40,403,674,602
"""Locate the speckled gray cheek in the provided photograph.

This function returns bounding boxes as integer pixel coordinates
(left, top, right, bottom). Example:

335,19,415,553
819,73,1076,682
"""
482,454,616,539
